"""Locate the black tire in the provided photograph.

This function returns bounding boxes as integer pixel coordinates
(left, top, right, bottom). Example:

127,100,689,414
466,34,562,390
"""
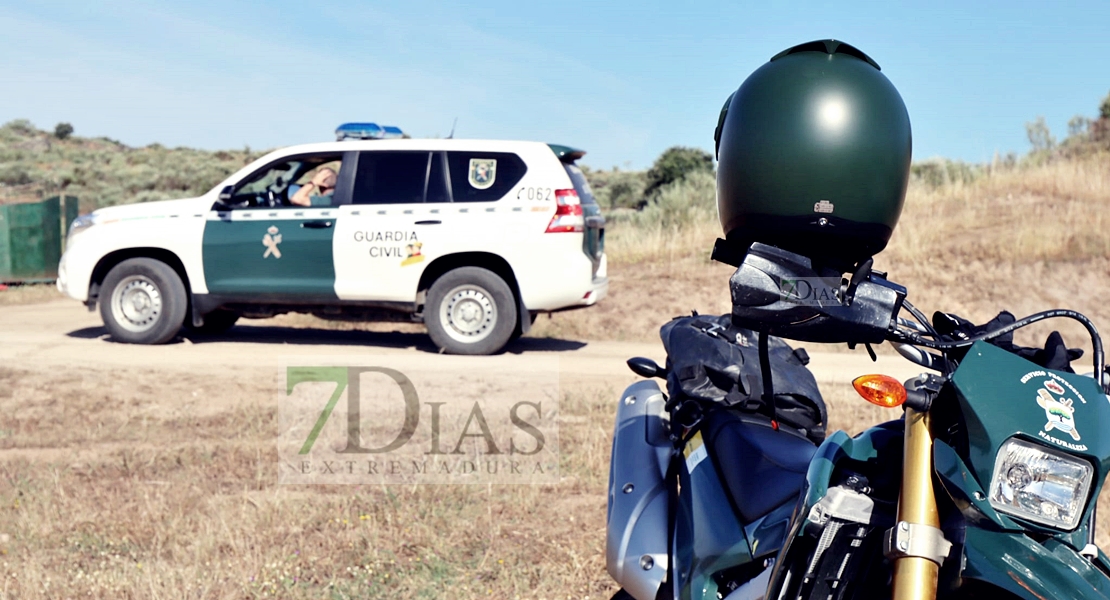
98,258,188,344
185,309,240,335
425,267,517,355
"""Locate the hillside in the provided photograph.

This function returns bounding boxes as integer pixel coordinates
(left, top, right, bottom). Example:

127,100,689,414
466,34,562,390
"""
0,119,263,211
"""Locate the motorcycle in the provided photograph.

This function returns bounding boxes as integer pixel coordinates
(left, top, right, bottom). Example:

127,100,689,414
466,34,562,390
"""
606,242,1110,600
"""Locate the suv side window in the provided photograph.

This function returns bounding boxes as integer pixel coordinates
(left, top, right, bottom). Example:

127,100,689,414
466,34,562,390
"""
352,151,431,205
230,153,346,208
445,151,527,202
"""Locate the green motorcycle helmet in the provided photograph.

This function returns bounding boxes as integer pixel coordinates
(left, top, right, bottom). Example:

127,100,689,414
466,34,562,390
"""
713,40,912,271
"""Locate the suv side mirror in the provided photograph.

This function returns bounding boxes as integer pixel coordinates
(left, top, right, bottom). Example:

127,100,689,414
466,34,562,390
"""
218,185,234,202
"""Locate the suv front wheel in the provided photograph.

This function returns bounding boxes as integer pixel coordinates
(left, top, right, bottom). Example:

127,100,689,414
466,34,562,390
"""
425,267,517,355
99,258,188,344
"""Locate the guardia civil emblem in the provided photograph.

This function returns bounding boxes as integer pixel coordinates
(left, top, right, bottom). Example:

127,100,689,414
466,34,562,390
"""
468,158,497,190
401,241,424,267
262,225,283,259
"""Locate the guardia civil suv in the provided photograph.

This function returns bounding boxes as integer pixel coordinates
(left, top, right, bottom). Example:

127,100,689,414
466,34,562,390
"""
57,124,608,354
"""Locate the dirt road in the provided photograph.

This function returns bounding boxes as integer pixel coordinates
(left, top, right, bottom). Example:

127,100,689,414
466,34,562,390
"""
2,300,925,388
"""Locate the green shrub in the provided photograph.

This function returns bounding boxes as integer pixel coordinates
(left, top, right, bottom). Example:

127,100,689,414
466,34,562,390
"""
584,167,648,210
2,119,35,136
627,170,716,231
0,164,32,185
644,146,714,197
54,122,74,140
1025,116,1055,151
911,158,981,188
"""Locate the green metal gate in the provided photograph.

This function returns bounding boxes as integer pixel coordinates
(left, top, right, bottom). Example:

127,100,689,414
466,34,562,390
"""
0,196,79,282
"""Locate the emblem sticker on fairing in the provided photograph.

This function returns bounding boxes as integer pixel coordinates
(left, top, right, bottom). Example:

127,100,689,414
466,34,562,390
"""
262,225,282,259
1037,389,1080,441
1021,370,1088,451
468,158,497,190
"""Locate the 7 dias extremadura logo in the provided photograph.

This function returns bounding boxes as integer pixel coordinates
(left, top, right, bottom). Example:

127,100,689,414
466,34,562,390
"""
278,357,560,484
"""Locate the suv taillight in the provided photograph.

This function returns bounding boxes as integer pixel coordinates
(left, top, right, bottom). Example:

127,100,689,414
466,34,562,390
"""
545,189,584,233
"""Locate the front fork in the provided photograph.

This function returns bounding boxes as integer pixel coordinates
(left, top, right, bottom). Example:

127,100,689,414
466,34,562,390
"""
890,408,950,600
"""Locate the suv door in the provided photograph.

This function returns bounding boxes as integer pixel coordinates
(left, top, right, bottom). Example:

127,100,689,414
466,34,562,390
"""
333,150,446,301
202,152,353,300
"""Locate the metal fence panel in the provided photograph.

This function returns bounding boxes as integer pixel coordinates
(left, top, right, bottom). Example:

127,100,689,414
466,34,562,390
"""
0,196,78,282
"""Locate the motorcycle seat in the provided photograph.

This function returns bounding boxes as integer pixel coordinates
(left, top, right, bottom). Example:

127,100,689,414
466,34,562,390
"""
702,410,817,523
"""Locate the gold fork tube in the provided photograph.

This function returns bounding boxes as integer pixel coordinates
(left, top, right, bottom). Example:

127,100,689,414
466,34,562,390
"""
892,407,940,600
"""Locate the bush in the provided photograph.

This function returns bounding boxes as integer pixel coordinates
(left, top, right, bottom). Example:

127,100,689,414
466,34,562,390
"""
2,119,36,136
911,159,980,188
54,122,74,140
644,146,714,197
1025,116,1056,152
584,167,647,210
1100,91,1110,120
628,170,716,230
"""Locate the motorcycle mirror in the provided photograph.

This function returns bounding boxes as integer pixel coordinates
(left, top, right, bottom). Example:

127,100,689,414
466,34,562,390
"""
852,374,906,408
626,357,666,379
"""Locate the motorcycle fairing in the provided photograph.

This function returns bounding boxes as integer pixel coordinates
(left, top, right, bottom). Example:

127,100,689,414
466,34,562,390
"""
951,342,1110,550
960,527,1110,599
934,439,1011,530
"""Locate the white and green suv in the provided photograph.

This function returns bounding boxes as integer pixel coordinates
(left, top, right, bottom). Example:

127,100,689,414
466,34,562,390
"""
57,127,607,354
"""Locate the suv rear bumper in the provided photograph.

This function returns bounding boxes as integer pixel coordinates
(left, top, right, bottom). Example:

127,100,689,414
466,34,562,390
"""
542,275,607,314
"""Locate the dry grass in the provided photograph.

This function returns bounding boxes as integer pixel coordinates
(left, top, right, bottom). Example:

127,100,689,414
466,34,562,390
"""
3,365,1108,599
0,365,620,599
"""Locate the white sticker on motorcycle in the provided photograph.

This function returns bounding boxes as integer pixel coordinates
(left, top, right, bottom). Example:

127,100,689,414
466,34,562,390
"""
684,432,708,473
1021,370,1089,452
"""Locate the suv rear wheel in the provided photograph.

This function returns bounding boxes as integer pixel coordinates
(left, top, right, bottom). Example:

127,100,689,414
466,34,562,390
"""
425,267,517,355
99,258,188,344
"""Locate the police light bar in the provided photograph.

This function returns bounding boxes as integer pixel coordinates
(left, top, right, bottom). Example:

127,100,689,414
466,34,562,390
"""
335,122,405,141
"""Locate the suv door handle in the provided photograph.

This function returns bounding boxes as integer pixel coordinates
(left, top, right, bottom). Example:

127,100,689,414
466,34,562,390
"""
301,220,333,229
414,220,442,225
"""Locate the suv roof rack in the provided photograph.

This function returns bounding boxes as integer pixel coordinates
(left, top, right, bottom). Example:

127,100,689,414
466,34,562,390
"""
336,123,406,141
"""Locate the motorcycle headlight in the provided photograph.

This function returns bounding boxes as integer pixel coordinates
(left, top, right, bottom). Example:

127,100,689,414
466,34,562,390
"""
988,437,1093,530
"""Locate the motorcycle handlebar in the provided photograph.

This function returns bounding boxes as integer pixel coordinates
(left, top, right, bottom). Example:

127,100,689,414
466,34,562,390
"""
888,309,1107,393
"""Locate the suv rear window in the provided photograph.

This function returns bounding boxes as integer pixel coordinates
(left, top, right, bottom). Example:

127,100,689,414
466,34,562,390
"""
446,152,527,202
352,151,429,204
562,163,598,205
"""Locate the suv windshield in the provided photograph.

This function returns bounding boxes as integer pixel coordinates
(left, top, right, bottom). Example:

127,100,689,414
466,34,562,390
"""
562,163,598,205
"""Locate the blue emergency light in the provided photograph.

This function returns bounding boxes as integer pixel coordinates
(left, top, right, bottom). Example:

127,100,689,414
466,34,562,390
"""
335,122,405,141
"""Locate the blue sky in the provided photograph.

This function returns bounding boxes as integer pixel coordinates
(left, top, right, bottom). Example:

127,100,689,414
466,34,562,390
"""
2,0,1108,170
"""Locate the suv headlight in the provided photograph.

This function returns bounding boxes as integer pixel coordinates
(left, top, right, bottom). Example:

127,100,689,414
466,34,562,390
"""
988,437,1093,530
67,214,96,240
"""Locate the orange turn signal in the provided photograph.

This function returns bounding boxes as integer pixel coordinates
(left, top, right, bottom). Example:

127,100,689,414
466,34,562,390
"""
852,374,907,408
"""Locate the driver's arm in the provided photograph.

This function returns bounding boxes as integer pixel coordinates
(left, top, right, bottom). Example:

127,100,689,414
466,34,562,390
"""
289,183,315,206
